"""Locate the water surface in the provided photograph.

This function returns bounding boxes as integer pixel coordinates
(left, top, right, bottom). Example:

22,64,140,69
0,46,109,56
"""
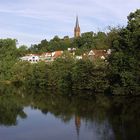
0,86,139,140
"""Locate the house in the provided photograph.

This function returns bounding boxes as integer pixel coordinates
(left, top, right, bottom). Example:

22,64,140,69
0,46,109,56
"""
88,49,110,60
40,52,53,62
52,51,63,60
20,51,63,63
20,54,40,63
40,51,63,62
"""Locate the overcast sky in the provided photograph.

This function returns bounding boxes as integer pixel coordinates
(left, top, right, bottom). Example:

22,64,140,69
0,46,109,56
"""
0,0,140,46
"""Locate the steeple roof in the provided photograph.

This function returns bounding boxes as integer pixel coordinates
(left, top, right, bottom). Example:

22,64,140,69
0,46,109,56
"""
75,16,80,28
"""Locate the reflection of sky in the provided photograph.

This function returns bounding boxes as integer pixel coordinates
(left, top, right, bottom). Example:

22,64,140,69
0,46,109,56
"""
0,107,114,140
0,0,140,46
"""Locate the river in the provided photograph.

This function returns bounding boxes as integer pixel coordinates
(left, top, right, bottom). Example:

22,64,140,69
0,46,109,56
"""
0,85,139,140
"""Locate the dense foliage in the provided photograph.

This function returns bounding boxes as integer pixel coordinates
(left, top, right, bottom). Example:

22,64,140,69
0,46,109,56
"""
10,58,108,92
108,9,140,95
0,39,18,80
28,31,110,53
0,9,139,95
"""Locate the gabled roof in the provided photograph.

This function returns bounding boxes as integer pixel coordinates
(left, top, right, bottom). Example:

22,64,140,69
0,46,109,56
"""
53,51,63,59
88,49,108,59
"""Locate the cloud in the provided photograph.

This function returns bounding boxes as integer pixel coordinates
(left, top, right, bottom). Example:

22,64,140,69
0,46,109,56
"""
0,0,140,46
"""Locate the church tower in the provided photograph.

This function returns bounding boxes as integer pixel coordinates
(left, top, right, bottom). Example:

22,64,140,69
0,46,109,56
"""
74,16,81,37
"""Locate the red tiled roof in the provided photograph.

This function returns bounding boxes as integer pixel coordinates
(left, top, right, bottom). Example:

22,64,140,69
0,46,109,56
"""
43,52,52,56
87,49,108,60
53,51,63,58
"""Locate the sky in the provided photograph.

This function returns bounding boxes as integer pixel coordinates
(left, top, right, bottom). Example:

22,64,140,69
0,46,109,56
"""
0,0,140,47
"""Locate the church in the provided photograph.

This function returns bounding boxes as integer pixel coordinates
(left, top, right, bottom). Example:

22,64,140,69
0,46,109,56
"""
74,16,81,37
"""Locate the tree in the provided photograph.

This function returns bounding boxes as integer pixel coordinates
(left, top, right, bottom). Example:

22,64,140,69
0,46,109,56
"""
48,57,75,88
29,39,49,53
11,61,32,83
72,59,108,91
108,9,140,95
17,45,28,57
106,26,122,48
0,39,18,80
93,32,109,49
29,62,49,87
80,32,94,49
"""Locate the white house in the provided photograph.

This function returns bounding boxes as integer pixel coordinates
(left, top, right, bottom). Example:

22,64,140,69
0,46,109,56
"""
20,54,40,63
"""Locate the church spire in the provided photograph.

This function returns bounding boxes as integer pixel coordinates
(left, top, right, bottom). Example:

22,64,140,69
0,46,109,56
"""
76,16,80,28
74,16,81,37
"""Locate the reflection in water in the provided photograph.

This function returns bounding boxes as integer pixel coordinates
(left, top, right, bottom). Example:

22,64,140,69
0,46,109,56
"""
75,116,81,140
86,119,115,140
0,85,140,140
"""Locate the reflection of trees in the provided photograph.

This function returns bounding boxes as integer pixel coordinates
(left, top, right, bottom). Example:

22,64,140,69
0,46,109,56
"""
108,97,140,140
86,119,115,140
0,85,140,140
0,94,27,126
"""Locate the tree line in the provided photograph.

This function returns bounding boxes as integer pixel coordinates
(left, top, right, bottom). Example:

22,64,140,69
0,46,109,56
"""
28,31,110,54
0,9,139,95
